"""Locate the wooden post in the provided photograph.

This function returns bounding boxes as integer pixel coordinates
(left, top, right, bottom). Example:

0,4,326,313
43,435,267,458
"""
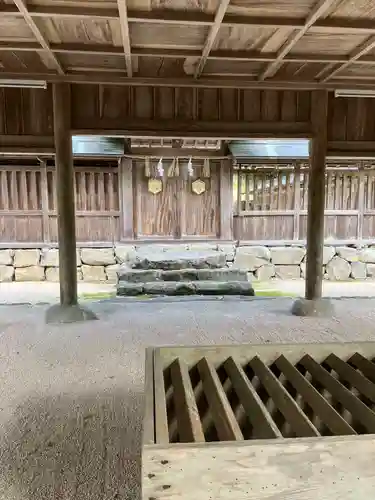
45,83,96,323
40,159,50,243
305,90,328,300
219,158,233,240
119,157,134,239
292,90,332,317
292,162,301,241
52,82,77,305
357,162,365,241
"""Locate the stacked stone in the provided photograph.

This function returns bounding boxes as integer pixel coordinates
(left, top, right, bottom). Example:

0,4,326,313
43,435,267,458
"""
0,247,122,283
2,243,375,283
233,245,375,281
116,246,254,297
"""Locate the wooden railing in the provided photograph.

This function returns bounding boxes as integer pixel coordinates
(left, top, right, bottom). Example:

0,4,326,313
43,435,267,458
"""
233,162,375,241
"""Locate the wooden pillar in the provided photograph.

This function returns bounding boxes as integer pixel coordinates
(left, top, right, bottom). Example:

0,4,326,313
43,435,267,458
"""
119,157,135,239
305,90,329,300
53,82,77,306
219,158,234,240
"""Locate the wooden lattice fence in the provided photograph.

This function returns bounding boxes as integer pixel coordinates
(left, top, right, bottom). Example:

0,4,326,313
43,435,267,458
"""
233,162,375,241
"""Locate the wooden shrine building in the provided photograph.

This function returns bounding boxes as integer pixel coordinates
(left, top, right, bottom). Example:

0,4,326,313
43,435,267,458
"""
1,0,375,321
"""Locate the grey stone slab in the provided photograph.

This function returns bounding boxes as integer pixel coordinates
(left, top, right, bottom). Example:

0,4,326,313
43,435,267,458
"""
0,265,14,282
194,281,255,296
117,283,144,296
0,249,13,266
143,282,196,295
196,269,248,282
161,269,199,281
275,265,301,280
128,250,226,270
351,261,367,280
118,269,162,283
326,257,351,281
270,246,305,265
81,248,116,266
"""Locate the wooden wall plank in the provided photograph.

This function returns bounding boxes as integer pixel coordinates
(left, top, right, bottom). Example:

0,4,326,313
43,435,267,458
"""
275,355,355,436
249,356,319,438
154,350,170,444
223,357,281,439
301,355,375,433
197,357,243,442
143,347,155,445
170,359,205,443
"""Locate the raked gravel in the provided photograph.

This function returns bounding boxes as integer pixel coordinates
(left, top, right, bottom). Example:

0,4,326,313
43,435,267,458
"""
1,296,375,499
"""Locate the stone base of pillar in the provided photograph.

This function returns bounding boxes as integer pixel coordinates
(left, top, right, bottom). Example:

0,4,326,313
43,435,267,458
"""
45,303,98,324
291,297,334,317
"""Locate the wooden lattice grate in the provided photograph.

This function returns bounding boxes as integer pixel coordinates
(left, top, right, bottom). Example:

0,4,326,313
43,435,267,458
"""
156,351,375,444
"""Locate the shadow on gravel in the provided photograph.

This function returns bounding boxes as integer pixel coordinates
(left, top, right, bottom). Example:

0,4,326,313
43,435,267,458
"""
0,389,143,500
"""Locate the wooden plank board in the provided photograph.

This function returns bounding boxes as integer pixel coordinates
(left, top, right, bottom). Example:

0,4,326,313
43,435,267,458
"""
143,347,155,445
301,354,375,433
170,358,205,443
349,353,375,383
324,353,375,404
223,356,281,439
153,350,169,444
155,342,375,370
249,356,319,437
197,357,243,441
143,435,375,499
275,355,356,436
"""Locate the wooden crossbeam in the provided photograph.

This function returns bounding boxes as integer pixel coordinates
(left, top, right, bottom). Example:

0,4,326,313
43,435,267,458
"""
321,35,375,81
11,0,64,75
259,0,337,80
3,72,375,91
117,0,132,77
3,41,375,68
194,0,231,78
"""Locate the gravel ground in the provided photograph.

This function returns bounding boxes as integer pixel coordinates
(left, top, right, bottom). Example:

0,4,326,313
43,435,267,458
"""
1,296,375,500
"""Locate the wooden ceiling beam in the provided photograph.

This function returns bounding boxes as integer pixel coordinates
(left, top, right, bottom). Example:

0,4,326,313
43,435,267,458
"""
11,0,64,75
3,72,375,91
3,3,375,34
3,41,375,67
117,0,132,77
321,35,375,81
259,0,338,80
194,0,231,78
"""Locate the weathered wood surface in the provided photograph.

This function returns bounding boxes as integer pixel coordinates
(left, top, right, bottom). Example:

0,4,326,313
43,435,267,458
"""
53,82,77,305
0,163,120,243
154,342,375,369
305,89,328,299
143,435,375,499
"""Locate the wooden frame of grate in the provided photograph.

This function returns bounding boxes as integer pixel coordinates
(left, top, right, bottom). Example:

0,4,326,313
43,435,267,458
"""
142,342,375,499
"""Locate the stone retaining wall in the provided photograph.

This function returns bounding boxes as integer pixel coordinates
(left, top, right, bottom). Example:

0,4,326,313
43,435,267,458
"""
1,243,375,283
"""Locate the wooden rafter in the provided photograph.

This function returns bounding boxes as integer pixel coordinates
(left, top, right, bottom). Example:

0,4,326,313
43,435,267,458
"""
259,0,337,80
11,0,64,75
194,0,231,78
117,0,132,77
4,41,375,68
321,35,375,81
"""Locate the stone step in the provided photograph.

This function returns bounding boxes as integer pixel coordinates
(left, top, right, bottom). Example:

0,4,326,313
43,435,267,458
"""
126,250,227,270
117,267,248,283
117,280,255,297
